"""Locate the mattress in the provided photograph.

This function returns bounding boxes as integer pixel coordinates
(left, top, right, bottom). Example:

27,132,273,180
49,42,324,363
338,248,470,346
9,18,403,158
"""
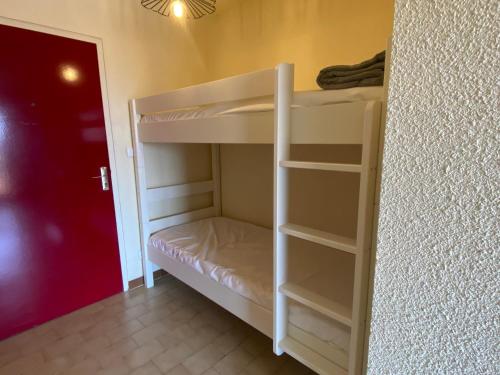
148,216,352,352
141,86,383,123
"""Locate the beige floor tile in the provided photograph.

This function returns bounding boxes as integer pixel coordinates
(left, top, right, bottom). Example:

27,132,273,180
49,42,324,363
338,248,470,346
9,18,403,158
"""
64,357,101,375
102,293,126,307
275,358,317,374
213,347,254,375
129,361,163,375
80,317,120,341
200,369,219,375
125,293,148,307
20,328,61,356
81,336,112,357
137,305,173,327
143,292,174,310
122,304,151,323
242,352,288,375
2,330,35,349
30,321,59,337
37,354,76,374
95,336,139,368
132,321,170,345
95,362,130,375
74,301,105,317
165,364,193,375
43,333,85,359
168,306,198,325
0,277,314,375
154,333,183,351
152,342,194,373
182,344,225,375
53,315,97,337
0,351,44,375
171,324,219,352
240,332,273,357
0,347,21,367
106,319,144,344
126,339,165,369
212,328,250,356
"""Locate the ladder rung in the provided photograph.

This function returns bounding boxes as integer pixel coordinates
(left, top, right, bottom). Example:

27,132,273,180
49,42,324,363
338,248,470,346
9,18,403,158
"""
280,223,358,254
280,283,352,327
279,337,348,375
279,160,361,173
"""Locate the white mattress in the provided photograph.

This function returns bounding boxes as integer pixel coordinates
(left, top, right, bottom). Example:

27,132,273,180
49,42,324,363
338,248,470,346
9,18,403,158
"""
141,86,383,123
149,216,352,352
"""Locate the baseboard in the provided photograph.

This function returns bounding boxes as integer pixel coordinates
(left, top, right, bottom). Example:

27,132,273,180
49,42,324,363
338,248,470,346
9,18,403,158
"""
128,269,168,290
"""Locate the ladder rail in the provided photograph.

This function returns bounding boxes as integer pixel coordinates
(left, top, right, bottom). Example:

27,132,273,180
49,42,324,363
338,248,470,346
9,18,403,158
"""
348,100,382,374
273,63,294,354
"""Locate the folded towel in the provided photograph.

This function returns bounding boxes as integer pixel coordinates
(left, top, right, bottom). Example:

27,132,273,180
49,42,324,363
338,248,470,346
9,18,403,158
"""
319,61,385,78
319,51,385,74
317,51,385,90
319,76,384,90
319,68,384,85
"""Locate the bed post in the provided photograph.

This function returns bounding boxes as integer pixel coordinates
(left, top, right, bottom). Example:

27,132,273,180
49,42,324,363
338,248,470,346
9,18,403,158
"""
273,63,294,355
211,144,222,216
130,99,155,288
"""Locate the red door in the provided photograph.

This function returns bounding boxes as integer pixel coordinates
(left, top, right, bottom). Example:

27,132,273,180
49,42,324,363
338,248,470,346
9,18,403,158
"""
0,24,123,340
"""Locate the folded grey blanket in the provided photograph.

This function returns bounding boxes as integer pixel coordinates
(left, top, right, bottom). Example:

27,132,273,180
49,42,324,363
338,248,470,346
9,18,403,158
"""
320,76,384,90
319,61,385,78
319,51,385,74
317,51,385,90
321,68,383,84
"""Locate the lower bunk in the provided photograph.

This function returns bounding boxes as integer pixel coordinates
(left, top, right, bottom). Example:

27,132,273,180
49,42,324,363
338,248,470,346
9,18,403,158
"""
147,216,353,373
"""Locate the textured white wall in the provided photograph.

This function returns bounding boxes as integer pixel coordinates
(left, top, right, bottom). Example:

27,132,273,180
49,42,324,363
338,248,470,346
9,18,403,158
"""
368,0,498,374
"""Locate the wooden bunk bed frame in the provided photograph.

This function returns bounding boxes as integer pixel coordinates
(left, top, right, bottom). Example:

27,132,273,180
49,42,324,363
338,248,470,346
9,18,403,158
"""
130,64,382,375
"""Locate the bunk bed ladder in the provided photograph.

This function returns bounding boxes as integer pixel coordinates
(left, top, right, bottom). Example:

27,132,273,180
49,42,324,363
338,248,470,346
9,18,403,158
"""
273,64,381,375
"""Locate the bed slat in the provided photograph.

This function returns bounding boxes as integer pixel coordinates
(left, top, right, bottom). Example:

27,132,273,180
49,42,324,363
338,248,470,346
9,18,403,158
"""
149,206,216,234
147,180,214,203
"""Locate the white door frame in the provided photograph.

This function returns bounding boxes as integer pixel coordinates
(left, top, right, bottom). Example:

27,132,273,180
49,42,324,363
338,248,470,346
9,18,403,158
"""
0,16,130,291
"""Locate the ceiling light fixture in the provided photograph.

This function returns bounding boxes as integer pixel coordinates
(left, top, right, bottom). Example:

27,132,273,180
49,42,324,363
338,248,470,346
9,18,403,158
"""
141,0,216,20
171,1,185,18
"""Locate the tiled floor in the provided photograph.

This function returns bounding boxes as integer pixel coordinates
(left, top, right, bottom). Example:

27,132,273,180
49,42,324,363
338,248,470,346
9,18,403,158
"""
0,275,315,374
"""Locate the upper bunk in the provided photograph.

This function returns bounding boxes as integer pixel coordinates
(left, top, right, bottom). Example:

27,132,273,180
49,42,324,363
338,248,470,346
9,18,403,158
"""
130,65,383,145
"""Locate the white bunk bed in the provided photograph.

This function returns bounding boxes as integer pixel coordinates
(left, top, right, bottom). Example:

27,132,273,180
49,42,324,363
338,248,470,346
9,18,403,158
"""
130,64,382,375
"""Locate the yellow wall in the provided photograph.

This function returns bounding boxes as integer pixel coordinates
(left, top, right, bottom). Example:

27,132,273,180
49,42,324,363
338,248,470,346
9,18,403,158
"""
189,0,394,228
193,0,394,89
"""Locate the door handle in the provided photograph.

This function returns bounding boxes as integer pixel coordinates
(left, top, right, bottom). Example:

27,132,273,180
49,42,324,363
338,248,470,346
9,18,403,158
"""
91,166,109,191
